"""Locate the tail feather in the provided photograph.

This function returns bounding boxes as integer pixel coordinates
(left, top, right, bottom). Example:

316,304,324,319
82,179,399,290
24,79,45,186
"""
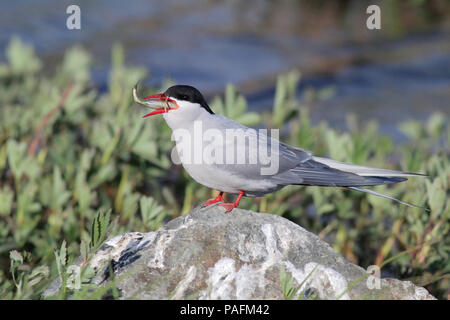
348,186,429,211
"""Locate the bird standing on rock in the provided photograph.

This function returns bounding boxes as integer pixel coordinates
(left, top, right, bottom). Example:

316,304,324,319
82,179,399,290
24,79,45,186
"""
133,84,426,212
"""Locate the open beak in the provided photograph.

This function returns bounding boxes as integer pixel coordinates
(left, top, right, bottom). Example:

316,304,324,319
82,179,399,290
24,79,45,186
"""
132,84,178,118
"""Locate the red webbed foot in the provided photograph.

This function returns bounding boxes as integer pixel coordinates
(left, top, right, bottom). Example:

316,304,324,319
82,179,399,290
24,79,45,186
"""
201,192,224,207
217,202,238,212
217,190,244,213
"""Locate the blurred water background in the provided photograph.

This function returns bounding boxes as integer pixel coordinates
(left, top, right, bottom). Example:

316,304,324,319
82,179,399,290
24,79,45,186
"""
0,0,449,140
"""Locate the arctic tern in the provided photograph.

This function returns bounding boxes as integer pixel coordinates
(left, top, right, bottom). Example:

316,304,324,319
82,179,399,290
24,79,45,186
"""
133,84,426,212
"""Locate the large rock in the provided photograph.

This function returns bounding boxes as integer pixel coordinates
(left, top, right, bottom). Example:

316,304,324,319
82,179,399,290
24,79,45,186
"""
44,205,435,299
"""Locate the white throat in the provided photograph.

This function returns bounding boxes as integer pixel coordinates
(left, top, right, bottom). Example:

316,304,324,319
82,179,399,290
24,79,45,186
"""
162,98,213,130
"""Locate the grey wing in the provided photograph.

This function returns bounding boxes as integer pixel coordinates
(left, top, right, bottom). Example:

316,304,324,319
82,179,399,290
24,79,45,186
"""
205,115,407,187
204,116,312,179
229,138,313,179
272,158,407,187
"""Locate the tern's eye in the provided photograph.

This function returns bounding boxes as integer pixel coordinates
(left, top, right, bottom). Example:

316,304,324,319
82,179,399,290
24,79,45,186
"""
180,94,189,100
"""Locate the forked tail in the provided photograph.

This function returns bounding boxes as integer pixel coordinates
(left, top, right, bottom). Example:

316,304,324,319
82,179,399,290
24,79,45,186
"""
348,186,429,211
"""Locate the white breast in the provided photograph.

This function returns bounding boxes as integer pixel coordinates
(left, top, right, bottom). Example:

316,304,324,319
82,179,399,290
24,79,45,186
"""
165,107,279,196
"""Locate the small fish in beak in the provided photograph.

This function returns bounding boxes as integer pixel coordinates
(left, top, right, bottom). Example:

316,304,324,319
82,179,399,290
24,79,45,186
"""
133,84,178,117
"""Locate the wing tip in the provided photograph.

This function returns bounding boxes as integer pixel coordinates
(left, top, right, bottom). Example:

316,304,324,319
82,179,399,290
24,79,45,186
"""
358,171,428,178
404,172,428,177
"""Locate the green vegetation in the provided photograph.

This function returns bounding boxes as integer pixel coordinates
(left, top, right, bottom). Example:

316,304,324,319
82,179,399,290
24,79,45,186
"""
280,264,318,300
0,38,448,299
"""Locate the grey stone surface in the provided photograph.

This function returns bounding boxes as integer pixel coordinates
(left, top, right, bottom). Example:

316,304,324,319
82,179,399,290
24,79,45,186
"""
44,205,436,300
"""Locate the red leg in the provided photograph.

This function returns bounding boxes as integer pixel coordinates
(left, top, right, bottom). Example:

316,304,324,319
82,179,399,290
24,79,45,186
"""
201,191,224,207
218,190,244,212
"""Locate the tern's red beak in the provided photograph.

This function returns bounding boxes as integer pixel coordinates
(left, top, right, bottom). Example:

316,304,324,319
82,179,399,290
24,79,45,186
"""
133,86,178,118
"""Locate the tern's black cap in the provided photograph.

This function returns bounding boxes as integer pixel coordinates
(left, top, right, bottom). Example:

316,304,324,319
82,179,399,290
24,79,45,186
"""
164,85,214,114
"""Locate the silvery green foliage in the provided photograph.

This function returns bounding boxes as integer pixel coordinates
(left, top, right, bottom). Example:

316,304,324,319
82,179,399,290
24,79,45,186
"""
0,38,448,299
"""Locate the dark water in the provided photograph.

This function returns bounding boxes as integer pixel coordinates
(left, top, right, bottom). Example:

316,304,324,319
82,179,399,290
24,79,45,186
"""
0,0,449,139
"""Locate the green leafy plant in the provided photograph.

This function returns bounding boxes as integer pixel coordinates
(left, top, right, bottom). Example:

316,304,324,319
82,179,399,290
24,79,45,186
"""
0,37,448,299
280,264,318,300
